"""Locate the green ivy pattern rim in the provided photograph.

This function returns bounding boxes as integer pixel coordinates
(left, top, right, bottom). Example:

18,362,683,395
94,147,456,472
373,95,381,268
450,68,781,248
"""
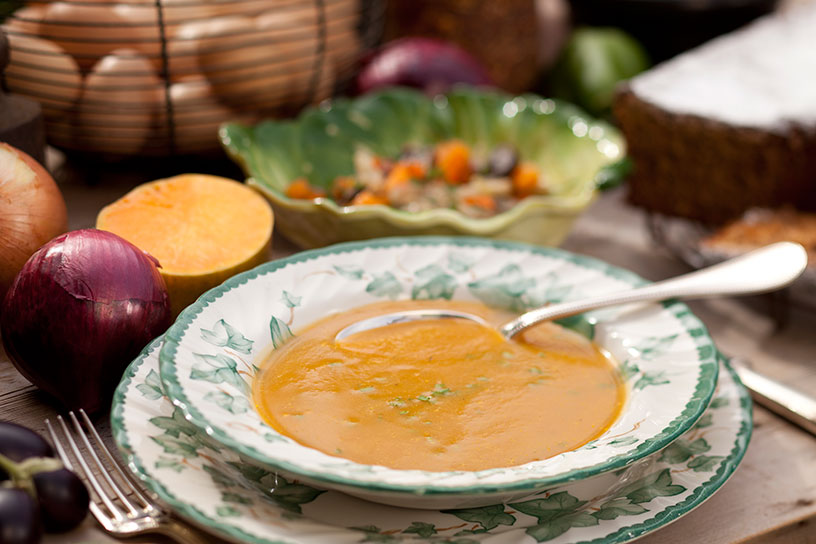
112,336,750,544
157,237,719,498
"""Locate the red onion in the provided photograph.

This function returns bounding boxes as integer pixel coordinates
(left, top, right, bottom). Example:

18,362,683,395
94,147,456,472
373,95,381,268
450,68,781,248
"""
1,229,171,414
356,37,495,95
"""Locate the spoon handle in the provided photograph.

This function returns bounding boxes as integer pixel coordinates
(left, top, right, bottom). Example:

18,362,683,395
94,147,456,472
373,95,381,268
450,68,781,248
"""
500,241,808,339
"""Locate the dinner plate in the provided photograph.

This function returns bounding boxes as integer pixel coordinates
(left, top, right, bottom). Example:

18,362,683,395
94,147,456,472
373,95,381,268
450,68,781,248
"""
111,336,750,544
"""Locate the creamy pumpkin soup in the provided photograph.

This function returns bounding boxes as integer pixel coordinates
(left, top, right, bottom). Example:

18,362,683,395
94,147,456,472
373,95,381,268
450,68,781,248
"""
253,300,625,472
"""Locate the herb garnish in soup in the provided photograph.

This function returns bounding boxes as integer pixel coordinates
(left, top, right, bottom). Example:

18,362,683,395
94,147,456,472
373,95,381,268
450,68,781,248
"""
253,300,625,472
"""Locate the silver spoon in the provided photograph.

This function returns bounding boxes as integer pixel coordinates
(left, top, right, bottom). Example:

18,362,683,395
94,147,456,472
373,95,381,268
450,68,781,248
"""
336,241,808,341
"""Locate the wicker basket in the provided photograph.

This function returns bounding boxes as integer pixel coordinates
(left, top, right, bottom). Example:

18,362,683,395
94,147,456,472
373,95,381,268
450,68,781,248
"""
1,0,384,156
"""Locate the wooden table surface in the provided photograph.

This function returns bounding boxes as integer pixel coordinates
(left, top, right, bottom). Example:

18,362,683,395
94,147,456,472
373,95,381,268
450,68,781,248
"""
3,150,816,544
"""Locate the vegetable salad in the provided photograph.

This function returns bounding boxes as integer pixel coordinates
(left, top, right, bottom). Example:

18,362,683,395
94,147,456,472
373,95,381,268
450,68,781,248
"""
285,140,550,218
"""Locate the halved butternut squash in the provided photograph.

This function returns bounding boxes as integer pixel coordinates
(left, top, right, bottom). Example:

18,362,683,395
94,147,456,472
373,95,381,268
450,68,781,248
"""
97,174,273,316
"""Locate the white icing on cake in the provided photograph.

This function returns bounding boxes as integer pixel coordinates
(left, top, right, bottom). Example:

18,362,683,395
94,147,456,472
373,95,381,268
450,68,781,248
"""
628,3,816,132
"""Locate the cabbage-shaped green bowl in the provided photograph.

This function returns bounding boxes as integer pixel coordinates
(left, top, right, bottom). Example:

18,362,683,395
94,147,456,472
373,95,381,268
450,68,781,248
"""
219,87,626,249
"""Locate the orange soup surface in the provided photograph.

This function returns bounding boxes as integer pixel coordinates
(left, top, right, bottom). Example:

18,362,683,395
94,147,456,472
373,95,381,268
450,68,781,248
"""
253,300,625,472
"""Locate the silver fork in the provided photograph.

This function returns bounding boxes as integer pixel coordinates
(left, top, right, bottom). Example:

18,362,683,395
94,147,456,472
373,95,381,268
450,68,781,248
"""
45,410,209,543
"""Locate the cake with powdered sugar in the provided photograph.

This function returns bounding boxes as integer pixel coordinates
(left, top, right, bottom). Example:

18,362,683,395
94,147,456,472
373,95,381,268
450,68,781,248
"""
614,3,816,224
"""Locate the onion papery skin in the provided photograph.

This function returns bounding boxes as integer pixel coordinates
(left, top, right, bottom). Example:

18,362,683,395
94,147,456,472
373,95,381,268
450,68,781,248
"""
0,143,68,302
0,229,171,414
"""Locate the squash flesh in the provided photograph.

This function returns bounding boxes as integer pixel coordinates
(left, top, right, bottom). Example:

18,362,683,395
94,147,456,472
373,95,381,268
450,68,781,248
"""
97,174,273,315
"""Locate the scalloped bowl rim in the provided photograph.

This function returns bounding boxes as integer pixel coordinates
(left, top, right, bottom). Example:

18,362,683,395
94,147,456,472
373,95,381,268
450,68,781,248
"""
247,176,598,232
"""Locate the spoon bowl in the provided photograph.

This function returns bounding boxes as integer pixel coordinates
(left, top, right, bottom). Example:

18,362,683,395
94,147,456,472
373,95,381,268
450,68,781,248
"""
335,241,808,342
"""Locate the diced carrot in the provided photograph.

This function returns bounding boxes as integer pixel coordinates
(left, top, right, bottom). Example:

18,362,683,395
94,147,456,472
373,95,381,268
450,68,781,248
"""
463,194,497,212
435,140,472,184
350,190,388,206
331,176,359,202
372,155,387,170
404,161,426,179
384,164,412,190
511,162,539,198
286,178,325,200
385,161,425,191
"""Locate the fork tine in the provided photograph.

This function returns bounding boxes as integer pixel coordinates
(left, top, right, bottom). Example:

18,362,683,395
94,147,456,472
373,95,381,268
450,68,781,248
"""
44,418,74,471
76,409,156,510
48,414,206,544
66,411,143,517
45,419,116,532
46,415,127,522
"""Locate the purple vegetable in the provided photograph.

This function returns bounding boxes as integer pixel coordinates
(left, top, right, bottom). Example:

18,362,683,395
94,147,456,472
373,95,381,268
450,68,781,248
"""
1,229,171,414
356,37,495,95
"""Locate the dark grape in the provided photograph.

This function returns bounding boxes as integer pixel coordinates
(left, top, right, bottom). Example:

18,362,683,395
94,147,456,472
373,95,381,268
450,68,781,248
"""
0,422,54,481
32,468,89,533
0,422,54,461
0,487,42,544
0,422,89,536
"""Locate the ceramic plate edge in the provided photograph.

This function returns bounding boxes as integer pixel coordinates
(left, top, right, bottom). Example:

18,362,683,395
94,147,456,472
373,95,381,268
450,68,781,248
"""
112,337,750,544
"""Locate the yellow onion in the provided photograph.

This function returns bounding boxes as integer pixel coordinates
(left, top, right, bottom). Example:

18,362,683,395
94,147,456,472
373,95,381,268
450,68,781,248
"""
0,143,68,302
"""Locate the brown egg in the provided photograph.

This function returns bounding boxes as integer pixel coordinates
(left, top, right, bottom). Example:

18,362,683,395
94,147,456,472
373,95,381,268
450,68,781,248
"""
164,37,202,83
2,5,46,37
111,3,163,68
168,16,250,83
79,49,161,154
4,35,83,115
190,15,294,111
161,76,256,153
255,1,358,91
114,0,220,74
126,0,219,28
323,0,363,72
255,10,320,103
208,0,278,17
39,2,148,72
330,30,361,74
